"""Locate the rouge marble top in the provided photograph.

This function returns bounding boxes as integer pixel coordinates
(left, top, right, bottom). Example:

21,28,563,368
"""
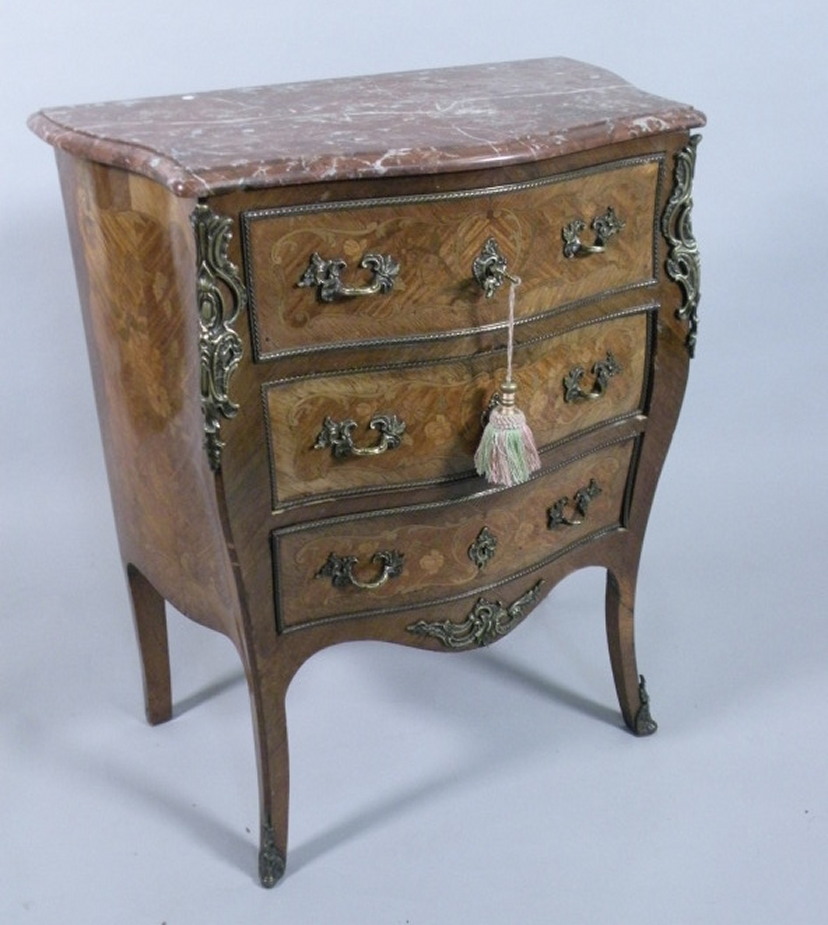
28,57,705,198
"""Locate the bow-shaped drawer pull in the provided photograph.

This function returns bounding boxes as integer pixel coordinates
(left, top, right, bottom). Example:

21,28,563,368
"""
298,252,399,302
547,479,602,528
562,207,625,258
313,414,406,458
317,550,404,590
563,352,621,402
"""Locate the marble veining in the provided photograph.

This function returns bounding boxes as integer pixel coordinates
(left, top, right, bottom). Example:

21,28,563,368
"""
28,58,705,198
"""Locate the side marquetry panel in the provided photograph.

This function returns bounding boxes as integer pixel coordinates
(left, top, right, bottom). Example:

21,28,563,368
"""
56,155,243,640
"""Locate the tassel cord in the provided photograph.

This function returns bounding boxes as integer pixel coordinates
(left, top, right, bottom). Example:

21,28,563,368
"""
505,277,520,386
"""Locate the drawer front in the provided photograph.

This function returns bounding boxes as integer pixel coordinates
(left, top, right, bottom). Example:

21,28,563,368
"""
243,157,661,359
264,307,652,508
272,436,637,632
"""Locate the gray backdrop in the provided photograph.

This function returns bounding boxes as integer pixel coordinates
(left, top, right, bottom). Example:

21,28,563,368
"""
2,1,826,922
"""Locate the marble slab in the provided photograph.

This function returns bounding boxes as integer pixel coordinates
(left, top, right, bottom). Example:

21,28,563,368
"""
28,57,705,198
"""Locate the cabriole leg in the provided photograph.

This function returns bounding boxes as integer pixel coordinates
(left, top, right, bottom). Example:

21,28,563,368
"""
605,567,657,736
126,564,172,726
249,673,290,887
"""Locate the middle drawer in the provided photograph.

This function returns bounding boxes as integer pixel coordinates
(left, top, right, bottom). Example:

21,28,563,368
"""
263,306,653,509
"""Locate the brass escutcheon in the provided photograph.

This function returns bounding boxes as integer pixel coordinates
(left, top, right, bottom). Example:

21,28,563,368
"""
472,237,521,298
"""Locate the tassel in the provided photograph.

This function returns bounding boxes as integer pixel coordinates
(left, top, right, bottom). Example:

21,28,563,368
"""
474,280,541,487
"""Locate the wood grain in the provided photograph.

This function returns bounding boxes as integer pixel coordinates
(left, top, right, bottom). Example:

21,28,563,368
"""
56,153,244,644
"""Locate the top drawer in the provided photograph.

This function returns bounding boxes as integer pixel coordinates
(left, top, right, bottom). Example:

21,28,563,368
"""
241,156,663,359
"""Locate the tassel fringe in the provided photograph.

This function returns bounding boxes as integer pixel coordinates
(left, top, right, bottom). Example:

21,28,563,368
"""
474,279,542,488
474,399,541,488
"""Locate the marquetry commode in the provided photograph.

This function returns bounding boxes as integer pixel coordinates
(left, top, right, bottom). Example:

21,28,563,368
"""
29,58,705,887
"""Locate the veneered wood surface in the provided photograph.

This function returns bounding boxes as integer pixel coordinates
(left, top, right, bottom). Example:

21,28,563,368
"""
244,158,660,357
265,307,651,507
56,153,243,645
216,133,694,662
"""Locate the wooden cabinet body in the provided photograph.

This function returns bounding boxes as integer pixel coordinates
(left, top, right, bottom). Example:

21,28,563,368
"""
29,58,704,887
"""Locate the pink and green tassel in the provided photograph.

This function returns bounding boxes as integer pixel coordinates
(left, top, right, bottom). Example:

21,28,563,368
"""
474,281,541,488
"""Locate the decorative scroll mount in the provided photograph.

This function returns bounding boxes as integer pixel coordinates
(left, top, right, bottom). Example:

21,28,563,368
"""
191,204,246,472
407,581,543,649
662,135,702,357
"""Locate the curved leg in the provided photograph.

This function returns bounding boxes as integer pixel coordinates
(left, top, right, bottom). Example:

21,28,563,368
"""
126,564,172,726
249,670,290,887
605,567,657,736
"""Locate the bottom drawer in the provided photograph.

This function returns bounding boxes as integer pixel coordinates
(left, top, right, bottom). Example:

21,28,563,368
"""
272,435,639,632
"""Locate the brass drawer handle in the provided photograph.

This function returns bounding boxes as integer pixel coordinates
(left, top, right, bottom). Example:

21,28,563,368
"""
562,207,625,258
563,352,621,402
472,237,521,298
317,550,404,590
547,479,602,528
314,414,406,458
298,252,399,302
